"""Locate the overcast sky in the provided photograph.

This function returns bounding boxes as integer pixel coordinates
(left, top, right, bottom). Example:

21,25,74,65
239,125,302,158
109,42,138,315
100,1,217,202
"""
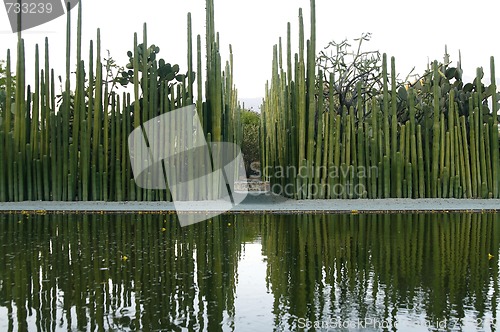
1,0,499,103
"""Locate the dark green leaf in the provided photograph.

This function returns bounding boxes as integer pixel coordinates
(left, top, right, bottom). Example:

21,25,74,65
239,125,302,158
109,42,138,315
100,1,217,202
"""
452,81,463,89
482,104,490,115
158,67,166,79
463,83,473,92
441,82,450,95
483,84,495,99
445,67,456,80
165,72,175,81
397,86,407,101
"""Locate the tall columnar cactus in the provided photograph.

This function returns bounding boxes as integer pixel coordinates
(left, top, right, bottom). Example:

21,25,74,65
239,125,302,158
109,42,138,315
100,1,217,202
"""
1,0,499,201
260,0,500,199
0,0,241,202
490,57,499,198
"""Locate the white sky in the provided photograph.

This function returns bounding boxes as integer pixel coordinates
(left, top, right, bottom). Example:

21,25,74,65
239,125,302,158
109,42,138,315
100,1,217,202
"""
1,0,499,101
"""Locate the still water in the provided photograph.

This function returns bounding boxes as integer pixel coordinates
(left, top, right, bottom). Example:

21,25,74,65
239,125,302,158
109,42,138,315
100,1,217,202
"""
0,213,499,331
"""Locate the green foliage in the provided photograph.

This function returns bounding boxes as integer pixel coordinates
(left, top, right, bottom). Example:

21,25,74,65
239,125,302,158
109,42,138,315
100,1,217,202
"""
404,54,500,125
240,109,260,175
117,43,192,102
0,60,16,115
241,109,260,126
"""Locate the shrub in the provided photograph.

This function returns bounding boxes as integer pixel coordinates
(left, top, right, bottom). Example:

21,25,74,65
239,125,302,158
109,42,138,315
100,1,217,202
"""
240,109,260,177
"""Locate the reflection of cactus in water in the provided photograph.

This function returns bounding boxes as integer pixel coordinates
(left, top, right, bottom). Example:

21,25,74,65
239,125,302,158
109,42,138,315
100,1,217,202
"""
0,213,499,330
0,214,245,331
260,213,500,330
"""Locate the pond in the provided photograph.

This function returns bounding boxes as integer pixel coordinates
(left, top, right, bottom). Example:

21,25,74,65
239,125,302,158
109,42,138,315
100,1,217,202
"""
0,212,499,331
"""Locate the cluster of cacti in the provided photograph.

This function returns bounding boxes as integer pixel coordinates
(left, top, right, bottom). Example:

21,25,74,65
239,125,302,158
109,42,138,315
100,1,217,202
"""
0,0,241,202
261,0,500,199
